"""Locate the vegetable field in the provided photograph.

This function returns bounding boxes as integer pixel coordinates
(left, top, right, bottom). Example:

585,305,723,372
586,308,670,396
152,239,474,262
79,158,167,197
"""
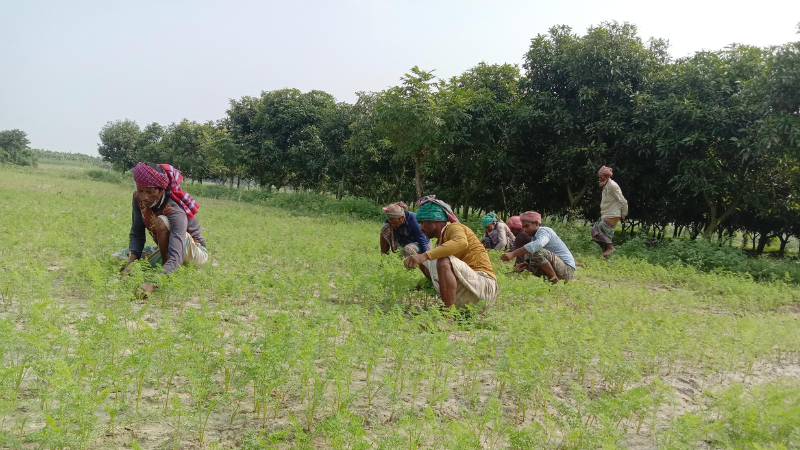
1,163,799,449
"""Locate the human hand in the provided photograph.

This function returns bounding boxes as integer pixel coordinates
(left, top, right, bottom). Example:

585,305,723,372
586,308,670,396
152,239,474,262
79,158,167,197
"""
404,253,428,270
513,263,527,273
135,283,157,299
500,252,514,262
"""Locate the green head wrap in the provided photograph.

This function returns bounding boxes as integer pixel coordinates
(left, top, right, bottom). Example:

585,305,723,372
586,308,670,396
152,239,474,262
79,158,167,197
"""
481,213,499,228
416,202,448,222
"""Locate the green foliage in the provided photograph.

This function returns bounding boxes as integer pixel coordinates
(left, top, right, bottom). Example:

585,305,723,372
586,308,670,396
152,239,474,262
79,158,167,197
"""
661,381,800,449
0,129,37,167
619,237,800,283
6,130,800,449
34,149,111,168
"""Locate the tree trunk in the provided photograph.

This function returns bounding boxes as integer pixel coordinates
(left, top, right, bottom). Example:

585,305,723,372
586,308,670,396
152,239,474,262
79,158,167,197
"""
414,154,423,199
778,234,790,257
702,188,745,239
756,233,771,255
501,186,508,220
462,191,472,221
567,179,591,208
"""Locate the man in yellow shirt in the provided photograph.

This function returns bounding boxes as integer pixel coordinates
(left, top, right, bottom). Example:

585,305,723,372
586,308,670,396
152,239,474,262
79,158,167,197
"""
403,195,498,308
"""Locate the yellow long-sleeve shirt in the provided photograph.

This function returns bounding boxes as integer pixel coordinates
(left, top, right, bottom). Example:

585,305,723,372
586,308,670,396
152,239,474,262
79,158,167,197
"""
425,223,496,280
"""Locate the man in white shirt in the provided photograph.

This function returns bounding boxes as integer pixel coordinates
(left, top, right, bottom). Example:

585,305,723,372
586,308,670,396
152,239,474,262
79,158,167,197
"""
592,166,628,259
501,211,576,283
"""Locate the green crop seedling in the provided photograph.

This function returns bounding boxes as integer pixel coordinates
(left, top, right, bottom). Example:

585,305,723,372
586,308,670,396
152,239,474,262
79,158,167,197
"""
0,163,798,449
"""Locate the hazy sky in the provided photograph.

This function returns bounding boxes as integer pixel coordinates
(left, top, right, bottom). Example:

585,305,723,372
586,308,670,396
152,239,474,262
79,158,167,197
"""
1,0,798,155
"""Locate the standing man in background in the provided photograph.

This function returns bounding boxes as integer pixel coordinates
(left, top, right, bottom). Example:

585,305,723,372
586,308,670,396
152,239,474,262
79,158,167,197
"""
592,166,628,259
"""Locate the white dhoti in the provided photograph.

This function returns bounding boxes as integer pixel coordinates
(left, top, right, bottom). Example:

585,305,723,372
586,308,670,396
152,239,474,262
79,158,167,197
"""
423,256,498,307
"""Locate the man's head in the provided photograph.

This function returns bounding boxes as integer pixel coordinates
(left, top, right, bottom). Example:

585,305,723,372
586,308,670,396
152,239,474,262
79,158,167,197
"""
416,201,450,238
419,220,446,239
481,213,499,233
507,215,523,235
133,162,168,207
519,211,542,236
383,202,408,227
598,166,613,186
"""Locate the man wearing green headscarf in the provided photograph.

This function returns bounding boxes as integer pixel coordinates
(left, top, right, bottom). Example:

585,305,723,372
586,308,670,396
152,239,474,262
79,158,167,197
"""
480,213,515,251
404,196,498,308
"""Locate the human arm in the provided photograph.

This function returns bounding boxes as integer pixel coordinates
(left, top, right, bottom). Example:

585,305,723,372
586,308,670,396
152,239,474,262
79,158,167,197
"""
612,182,628,218
494,224,509,250
159,201,189,275
501,246,528,262
407,213,430,252
124,195,146,271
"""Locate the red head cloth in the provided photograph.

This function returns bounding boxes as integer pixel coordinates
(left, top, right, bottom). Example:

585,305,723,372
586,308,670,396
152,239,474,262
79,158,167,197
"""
598,166,613,177
507,215,522,229
133,162,169,189
520,211,542,224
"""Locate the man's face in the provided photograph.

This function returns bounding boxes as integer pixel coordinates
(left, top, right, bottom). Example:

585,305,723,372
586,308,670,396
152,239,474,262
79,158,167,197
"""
509,226,522,236
484,223,495,233
598,174,610,186
137,186,164,208
419,221,440,239
522,220,540,236
387,215,405,227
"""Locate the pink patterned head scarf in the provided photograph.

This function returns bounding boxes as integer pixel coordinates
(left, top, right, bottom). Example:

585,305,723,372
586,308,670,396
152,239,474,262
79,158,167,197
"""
520,211,542,224
507,215,523,229
133,162,168,189
598,166,613,177
132,162,199,218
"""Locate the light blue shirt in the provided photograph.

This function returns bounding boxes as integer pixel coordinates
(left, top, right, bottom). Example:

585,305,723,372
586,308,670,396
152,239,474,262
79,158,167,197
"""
523,226,576,269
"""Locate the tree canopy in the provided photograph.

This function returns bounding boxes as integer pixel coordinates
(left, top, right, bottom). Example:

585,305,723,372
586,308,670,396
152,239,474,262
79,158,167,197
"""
94,21,800,252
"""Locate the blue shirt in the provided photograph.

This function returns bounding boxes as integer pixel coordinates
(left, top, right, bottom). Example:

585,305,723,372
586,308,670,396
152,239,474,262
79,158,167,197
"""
523,226,576,269
386,211,430,252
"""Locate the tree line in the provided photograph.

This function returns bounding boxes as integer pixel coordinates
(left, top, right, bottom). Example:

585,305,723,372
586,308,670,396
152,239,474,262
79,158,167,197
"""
96,22,800,253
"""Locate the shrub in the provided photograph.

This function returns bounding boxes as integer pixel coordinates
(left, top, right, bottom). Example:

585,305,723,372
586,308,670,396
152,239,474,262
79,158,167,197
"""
618,237,800,283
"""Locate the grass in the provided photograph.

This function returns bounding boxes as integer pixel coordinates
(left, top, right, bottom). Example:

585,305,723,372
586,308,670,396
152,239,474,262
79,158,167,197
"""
0,163,798,449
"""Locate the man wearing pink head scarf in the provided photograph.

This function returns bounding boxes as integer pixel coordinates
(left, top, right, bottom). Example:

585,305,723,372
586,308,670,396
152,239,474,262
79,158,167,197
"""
114,162,208,296
500,211,576,283
507,215,531,265
592,166,628,259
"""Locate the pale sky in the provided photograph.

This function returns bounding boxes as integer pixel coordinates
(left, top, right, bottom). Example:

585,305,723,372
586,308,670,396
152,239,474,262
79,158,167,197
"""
1,0,798,155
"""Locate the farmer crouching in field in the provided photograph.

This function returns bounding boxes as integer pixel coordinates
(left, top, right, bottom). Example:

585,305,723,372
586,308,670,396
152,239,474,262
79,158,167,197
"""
403,195,498,308
507,215,531,265
500,211,576,284
592,165,628,259
115,162,208,295
480,213,515,251
380,202,430,257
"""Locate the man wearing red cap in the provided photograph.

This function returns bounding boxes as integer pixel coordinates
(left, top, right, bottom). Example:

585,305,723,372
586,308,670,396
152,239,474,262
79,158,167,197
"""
507,215,531,265
115,162,208,294
500,211,576,283
593,166,628,259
